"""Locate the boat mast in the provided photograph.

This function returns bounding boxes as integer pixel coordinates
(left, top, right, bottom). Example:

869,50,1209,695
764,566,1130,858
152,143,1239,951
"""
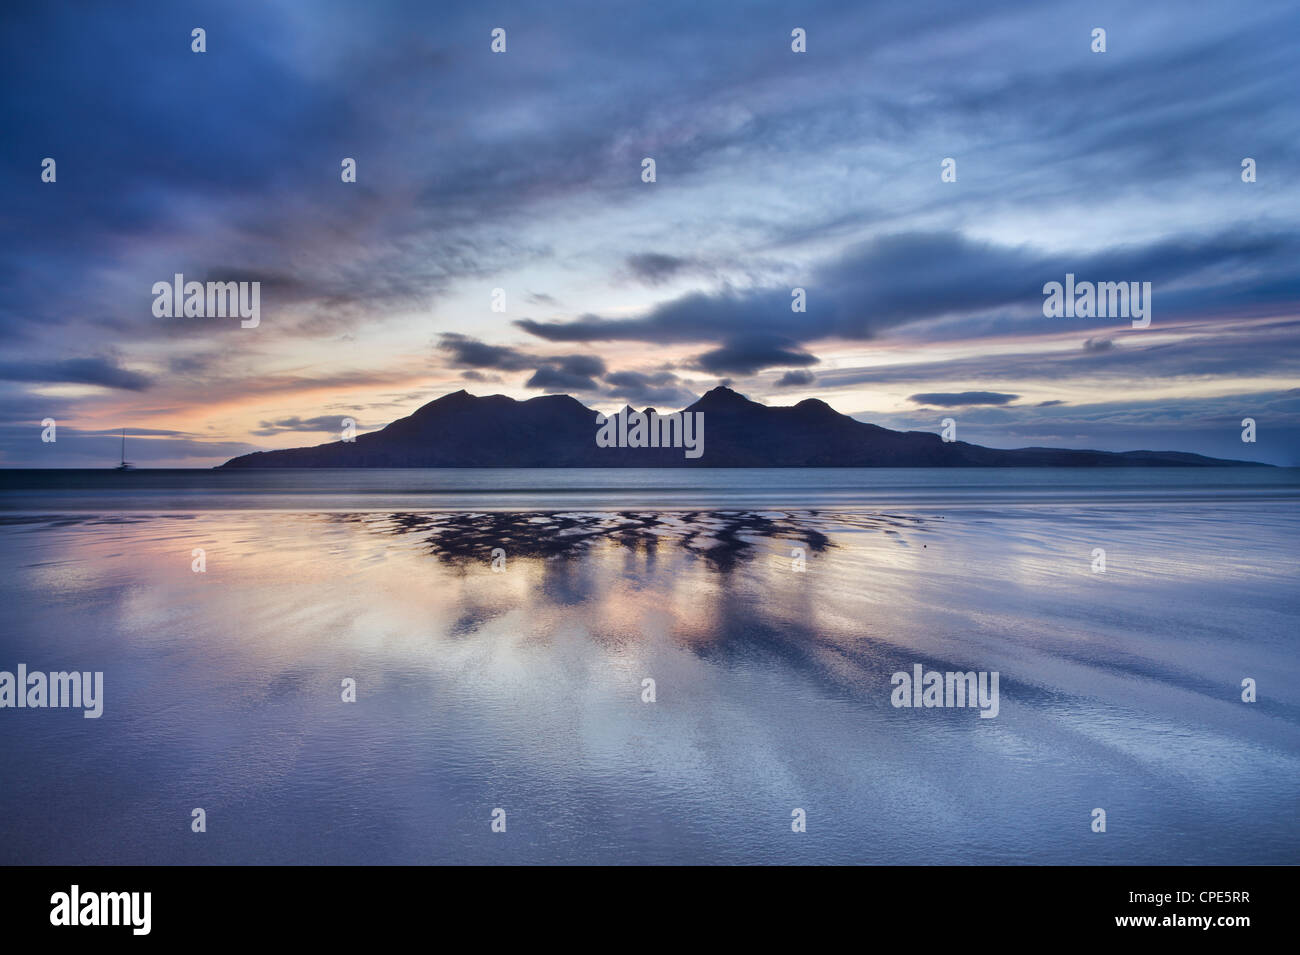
121,428,126,465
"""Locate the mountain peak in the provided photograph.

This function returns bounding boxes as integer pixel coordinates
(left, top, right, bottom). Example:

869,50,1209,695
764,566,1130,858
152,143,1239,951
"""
702,385,743,398
692,385,758,409
794,397,838,415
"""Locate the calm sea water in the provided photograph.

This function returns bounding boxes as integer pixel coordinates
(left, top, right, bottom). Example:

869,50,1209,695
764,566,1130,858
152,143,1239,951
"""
1,466,1297,510
1,468,1297,864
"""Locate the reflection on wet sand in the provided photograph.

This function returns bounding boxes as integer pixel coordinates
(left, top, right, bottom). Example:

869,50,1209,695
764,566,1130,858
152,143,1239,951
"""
329,510,935,571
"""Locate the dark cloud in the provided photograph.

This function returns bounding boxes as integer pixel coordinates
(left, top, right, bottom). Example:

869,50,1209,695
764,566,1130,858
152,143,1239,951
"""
525,366,600,392
439,334,604,388
1084,337,1114,352
550,354,606,379
909,392,1020,407
692,335,819,375
519,229,1300,349
438,332,612,392
523,353,608,392
776,370,816,387
438,333,535,372
0,356,152,391
603,370,697,406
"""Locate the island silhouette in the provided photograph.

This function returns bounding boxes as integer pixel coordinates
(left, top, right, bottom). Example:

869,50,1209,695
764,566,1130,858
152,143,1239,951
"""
218,386,1265,468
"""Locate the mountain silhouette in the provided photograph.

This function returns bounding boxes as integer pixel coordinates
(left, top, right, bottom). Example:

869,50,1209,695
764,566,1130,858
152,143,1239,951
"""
218,387,1264,468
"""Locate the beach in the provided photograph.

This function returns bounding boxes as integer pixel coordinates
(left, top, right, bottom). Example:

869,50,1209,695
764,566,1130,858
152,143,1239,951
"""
1,469,1297,864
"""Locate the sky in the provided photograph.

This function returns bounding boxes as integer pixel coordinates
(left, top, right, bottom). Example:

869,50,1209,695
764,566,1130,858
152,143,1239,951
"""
2,0,1298,467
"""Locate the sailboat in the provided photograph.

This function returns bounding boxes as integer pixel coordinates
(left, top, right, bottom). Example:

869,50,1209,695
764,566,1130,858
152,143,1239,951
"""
115,429,135,470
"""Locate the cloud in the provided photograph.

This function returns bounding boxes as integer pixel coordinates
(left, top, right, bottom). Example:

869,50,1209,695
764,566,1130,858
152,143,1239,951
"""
625,253,695,286
523,353,608,392
603,370,697,406
691,335,819,375
551,354,606,379
525,366,598,392
0,356,152,391
819,317,1300,389
252,415,359,436
517,229,1300,350
909,391,1020,407
438,333,534,371
1084,337,1114,352
439,334,605,388
776,369,816,387
439,332,616,392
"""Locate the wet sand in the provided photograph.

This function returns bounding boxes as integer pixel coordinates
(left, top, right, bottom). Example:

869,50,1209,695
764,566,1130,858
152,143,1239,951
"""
1,502,1296,864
